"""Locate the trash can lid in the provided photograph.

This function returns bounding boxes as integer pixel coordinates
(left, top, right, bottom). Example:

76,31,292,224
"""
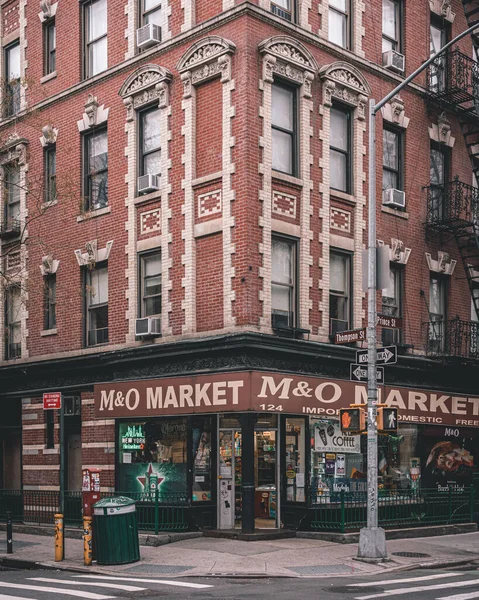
93,496,136,516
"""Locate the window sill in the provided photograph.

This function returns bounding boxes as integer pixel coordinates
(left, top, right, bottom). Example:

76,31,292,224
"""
134,190,162,205
40,329,57,337
40,71,57,84
192,171,223,188
381,205,409,219
41,199,58,211
273,326,310,340
77,205,111,222
330,189,356,205
272,171,303,187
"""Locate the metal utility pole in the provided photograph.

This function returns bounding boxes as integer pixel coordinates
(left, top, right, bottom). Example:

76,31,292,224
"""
357,21,479,562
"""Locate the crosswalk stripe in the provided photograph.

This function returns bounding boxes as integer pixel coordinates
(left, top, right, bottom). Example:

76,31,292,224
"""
0,595,38,600
437,593,479,600
29,577,145,592
351,573,464,587
74,574,213,589
0,581,114,599
356,578,479,600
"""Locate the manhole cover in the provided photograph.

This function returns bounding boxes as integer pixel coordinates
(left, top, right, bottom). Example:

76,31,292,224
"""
291,565,354,575
328,587,384,594
124,564,194,574
392,552,430,558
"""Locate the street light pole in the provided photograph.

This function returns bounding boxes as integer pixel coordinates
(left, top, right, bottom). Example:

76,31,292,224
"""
357,21,479,562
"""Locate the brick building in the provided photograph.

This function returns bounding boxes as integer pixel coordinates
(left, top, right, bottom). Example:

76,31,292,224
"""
0,0,478,533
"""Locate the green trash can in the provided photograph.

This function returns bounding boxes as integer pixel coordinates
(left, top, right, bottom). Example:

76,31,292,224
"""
93,496,140,565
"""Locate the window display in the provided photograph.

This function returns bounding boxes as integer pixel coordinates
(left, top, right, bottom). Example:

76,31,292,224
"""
285,417,305,502
192,416,213,502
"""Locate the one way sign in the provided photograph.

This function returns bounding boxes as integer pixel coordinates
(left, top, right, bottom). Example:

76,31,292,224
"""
350,364,384,383
356,346,397,365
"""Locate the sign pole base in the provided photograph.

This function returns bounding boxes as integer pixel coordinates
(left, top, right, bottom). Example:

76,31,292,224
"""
356,527,388,563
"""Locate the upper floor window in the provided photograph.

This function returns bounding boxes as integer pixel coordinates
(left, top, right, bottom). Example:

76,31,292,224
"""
329,250,351,336
5,285,21,359
382,0,401,53
272,236,297,329
430,146,448,221
85,264,108,346
382,265,402,345
271,0,293,22
140,107,161,178
329,0,349,49
4,165,20,227
330,106,351,194
83,129,108,211
428,274,446,353
140,252,161,317
44,19,56,75
44,273,57,330
382,127,402,192
84,0,107,78
272,82,297,176
44,145,57,204
141,0,161,25
4,42,20,117
430,19,447,91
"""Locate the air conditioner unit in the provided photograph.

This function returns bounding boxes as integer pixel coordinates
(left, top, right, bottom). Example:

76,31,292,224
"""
136,23,161,50
382,50,405,73
138,174,160,194
136,317,161,338
383,188,406,209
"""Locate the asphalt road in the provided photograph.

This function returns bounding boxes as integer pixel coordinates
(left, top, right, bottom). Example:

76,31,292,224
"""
0,567,478,599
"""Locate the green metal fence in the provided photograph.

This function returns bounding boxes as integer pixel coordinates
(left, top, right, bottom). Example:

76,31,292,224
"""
0,489,189,533
311,487,475,533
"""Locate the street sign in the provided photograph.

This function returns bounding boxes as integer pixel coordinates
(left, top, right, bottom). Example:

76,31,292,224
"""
377,314,403,329
350,364,384,384
356,345,397,365
334,327,366,345
43,392,61,410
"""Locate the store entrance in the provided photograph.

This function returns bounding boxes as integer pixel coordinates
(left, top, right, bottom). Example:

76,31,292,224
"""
218,426,242,529
254,429,277,528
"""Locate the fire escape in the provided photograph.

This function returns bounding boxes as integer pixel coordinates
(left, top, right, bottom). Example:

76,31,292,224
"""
424,2,479,360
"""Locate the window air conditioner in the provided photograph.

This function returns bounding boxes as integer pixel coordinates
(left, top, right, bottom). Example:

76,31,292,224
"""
383,188,406,209
136,23,161,50
138,174,160,194
136,317,161,338
382,50,405,74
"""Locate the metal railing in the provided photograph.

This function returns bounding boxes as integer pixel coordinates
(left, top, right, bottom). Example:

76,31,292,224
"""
0,490,189,533
425,178,479,230
423,318,479,359
427,49,479,107
311,487,475,533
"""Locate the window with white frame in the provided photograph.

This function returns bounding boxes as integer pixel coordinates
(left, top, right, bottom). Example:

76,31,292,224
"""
85,264,108,346
328,0,349,49
4,165,20,228
329,251,351,336
84,129,108,211
139,107,161,178
330,106,351,194
5,285,21,359
139,252,161,318
4,42,20,117
271,82,297,176
272,236,296,328
382,0,401,53
84,0,107,78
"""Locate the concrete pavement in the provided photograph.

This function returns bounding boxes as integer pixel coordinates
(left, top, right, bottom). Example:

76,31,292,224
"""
1,529,479,578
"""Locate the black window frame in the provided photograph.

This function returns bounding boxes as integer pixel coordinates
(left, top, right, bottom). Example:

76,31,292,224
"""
328,0,350,49
271,80,298,177
271,234,298,330
83,127,108,212
382,125,403,193
43,273,57,331
4,163,20,227
330,104,352,195
138,105,161,179
138,250,162,318
428,273,447,353
43,18,56,76
83,0,108,79
429,143,450,221
84,262,109,347
381,264,403,345
329,249,352,337
44,144,57,204
4,41,21,118
270,0,295,23
429,16,449,92
382,0,402,53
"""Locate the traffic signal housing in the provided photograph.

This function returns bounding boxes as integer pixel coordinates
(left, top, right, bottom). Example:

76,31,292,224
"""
339,407,366,433
377,407,398,433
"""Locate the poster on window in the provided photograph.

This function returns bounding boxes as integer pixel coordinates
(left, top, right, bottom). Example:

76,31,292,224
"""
118,462,187,496
314,422,361,454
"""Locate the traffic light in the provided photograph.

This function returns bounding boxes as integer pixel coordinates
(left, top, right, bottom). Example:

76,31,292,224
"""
377,407,398,433
339,407,366,433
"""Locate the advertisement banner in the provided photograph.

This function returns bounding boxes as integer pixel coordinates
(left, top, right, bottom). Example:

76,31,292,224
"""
118,462,187,496
314,423,361,454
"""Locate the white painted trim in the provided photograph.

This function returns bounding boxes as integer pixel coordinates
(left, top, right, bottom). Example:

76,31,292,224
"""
271,219,301,238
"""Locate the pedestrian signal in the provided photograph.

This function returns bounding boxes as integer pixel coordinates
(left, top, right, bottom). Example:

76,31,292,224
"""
377,407,398,432
339,407,366,433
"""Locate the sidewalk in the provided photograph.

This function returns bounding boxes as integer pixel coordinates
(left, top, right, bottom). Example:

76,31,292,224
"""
1,529,479,578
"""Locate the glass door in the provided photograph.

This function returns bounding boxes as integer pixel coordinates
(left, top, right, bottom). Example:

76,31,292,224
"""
218,427,242,529
254,428,278,528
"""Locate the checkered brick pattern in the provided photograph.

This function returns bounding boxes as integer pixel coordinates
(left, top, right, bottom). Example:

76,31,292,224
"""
330,207,351,233
272,191,297,219
6,250,20,271
140,208,161,235
198,189,222,218
3,1,20,36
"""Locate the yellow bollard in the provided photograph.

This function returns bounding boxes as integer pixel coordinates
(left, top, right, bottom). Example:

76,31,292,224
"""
54,513,64,562
83,516,93,566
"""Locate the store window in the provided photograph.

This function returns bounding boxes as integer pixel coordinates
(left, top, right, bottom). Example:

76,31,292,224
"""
271,82,297,176
285,417,305,503
118,418,188,496
330,106,351,193
192,416,213,502
328,0,349,48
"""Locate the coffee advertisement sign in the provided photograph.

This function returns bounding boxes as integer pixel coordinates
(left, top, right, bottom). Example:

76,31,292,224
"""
314,422,361,454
